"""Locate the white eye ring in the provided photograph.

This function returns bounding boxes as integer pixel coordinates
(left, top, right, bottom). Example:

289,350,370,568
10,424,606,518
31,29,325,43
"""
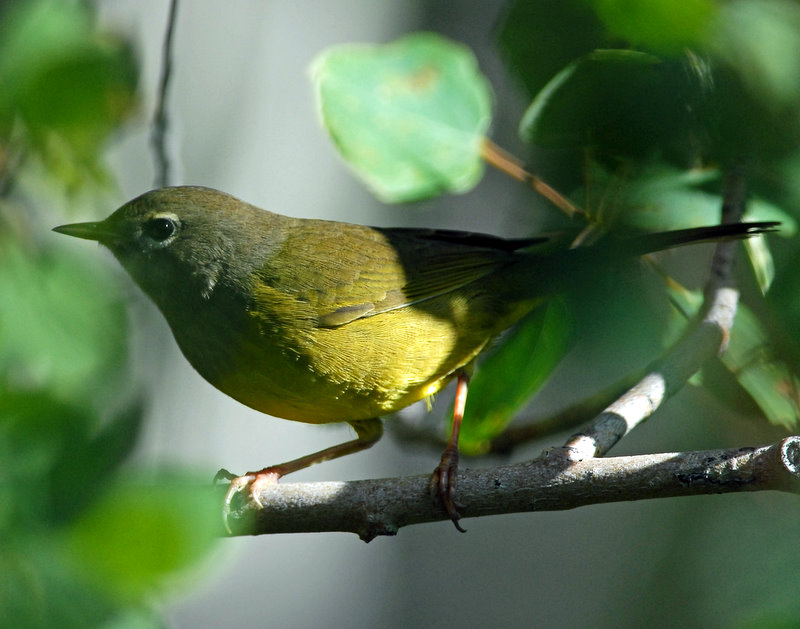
143,214,179,243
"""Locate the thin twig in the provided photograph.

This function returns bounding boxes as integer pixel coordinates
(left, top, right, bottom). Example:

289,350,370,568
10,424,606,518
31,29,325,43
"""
151,0,179,188
562,164,751,460
487,368,644,454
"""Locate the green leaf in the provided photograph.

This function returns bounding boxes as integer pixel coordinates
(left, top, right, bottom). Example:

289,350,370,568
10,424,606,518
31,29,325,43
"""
585,164,723,231
0,535,117,629
311,32,493,203
0,239,128,406
496,0,605,98
588,0,716,55
459,298,572,455
0,390,142,530
709,0,800,109
0,0,138,188
665,283,799,428
721,304,799,428
580,162,793,295
519,50,709,164
49,402,145,525
581,163,797,238
0,391,94,529
521,49,660,147
66,475,220,602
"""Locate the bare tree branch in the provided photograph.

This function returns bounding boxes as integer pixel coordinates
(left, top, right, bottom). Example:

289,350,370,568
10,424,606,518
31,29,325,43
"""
225,437,800,540
151,0,179,188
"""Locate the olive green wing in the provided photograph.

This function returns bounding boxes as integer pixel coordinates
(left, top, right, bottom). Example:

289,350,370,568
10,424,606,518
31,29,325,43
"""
261,220,544,328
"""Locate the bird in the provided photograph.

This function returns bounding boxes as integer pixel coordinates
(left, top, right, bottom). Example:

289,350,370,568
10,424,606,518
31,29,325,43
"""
53,185,776,531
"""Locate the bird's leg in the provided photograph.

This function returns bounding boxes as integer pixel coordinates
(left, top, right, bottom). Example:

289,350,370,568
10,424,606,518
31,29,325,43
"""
430,371,469,532
217,417,383,531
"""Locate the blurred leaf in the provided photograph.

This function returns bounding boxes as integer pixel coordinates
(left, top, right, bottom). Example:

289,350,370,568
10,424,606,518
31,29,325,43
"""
66,475,220,602
701,1,800,166
710,0,800,109
519,50,702,162
584,164,722,230
0,389,141,530
0,391,93,530
0,536,116,629
588,0,716,55
310,32,492,203
49,401,145,525
496,0,605,98
460,298,572,455
582,163,798,237
0,0,138,189
580,162,792,295
722,304,800,428
0,239,128,405
666,283,799,427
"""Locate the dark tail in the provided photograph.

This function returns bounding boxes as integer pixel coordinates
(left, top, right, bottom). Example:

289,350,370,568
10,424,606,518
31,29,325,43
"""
514,221,779,300
599,221,779,258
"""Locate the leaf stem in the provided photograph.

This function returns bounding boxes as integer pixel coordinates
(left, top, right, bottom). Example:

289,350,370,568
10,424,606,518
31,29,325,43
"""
480,138,586,219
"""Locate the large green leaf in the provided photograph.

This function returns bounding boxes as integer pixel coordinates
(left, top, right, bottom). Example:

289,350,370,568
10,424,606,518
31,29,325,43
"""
577,163,794,293
311,32,492,203
519,49,699,161
459,298,572,455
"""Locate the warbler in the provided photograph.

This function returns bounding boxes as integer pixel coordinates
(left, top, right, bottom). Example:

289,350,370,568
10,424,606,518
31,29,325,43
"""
54,186,775,530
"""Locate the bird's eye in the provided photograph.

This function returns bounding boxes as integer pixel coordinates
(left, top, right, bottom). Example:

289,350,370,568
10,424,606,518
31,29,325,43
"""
144,216,177,241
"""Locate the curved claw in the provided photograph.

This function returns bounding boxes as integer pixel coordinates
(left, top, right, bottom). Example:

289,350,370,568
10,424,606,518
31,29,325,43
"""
219,469,281,534
213,468,236,484
430,446,466,533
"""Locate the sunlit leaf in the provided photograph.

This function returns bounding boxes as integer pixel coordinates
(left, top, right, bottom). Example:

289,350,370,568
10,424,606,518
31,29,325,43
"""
722,304,799,428
311,32,492,203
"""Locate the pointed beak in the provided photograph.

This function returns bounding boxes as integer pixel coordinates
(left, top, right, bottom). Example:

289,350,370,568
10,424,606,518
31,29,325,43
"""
53,220,115,243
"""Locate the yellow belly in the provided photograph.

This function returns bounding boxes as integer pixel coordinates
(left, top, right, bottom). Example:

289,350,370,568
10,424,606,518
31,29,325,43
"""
213,305,490,424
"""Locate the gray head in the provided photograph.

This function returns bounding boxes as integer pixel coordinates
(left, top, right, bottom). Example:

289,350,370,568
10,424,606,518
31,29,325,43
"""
53,185,287,309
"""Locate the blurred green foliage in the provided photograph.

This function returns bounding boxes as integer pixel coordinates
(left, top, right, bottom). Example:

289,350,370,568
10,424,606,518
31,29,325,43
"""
0,2,218,628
